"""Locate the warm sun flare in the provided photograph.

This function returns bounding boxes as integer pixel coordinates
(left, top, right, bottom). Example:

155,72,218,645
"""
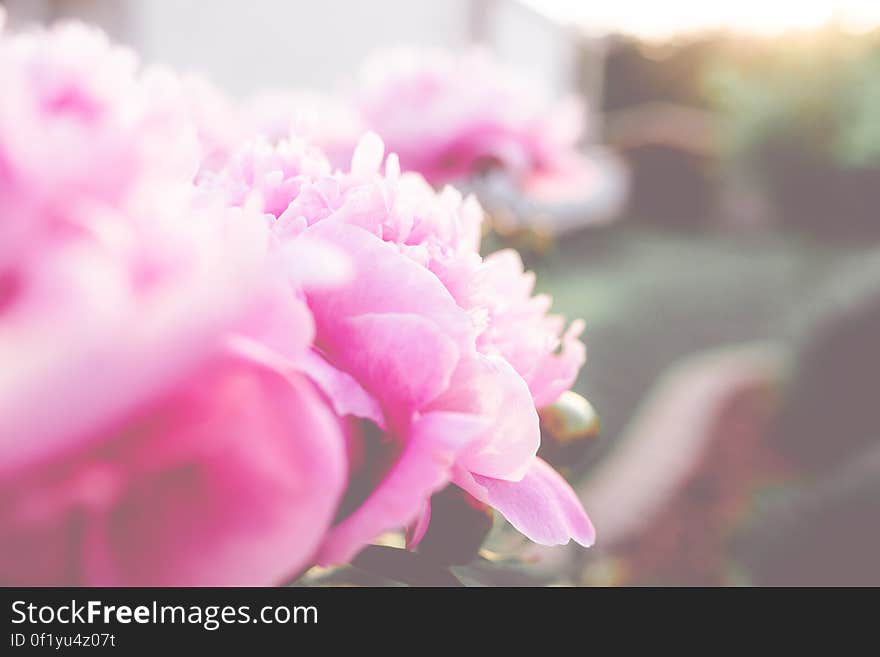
523,0,880,37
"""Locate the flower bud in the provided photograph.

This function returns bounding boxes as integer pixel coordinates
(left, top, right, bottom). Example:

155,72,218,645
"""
539,390,600,470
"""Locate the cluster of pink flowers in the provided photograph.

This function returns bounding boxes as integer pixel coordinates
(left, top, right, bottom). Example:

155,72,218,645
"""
0,18,593,585
251,47,597,202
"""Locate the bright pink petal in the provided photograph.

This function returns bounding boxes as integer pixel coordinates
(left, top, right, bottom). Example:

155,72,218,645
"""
301,221,476,423
405,501,432,550
318,410,487,565
299,348,385,428
454,457,595,547
302,221,475,352
0,224,265,475
331,312,460,425
0,357,347,586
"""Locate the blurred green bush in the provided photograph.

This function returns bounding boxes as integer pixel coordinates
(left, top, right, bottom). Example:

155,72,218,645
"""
707,29,880,236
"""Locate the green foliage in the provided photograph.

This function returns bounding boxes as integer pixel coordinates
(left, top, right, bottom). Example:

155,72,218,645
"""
835,53,880,168
703,30,880,234
707,30,880,177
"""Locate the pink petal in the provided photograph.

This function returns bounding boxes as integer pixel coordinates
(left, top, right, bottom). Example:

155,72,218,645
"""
350,132,385,177
332,312,460,425
299,348,385,428
279,237,351,290
234,290,315,367
303,221,475,353
0,356,347,585
318,410,488,565
528,319,587,408
405,501,432,550
429,353,540,481
454,457,595,547
0,233,263,475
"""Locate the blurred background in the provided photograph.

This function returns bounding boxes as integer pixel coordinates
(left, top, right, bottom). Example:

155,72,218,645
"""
6,0,880,586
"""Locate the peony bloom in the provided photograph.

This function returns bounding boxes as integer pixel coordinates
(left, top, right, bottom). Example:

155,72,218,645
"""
206,132,595,564
352,46,595,200
242,47,598,204
0,20,347,585
1,13,596,584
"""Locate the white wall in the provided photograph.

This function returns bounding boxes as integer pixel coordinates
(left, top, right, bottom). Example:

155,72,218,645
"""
488,0,581,97
63,0,473,97
4,0,583,102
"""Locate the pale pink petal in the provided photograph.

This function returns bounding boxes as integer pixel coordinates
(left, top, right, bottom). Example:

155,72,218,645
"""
234,290,315,367
350,132,385,177
324,182,390,236
464,248,587,408
279,238,351,290
429,353,540,481
454,457,595,547
528,319,587,408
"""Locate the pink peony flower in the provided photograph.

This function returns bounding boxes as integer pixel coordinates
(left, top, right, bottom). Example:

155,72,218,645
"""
206,132,595,564
0,21,348,585
242,48,597,203
352,46,595,198
1,15,596,583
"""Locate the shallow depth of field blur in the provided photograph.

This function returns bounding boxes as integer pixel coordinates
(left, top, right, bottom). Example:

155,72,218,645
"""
8,0,879,586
